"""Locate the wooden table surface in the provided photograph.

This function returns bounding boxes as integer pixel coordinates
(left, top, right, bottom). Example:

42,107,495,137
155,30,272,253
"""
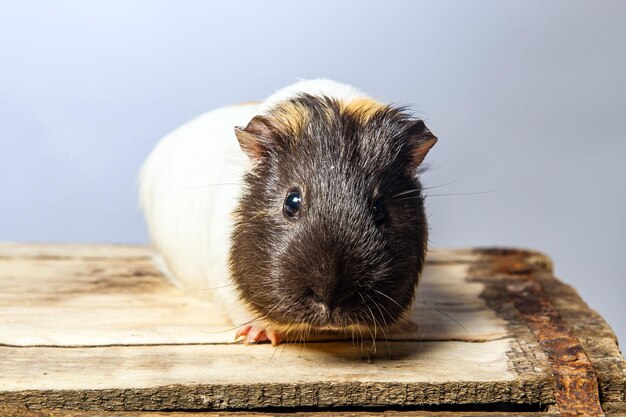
0,243,623,416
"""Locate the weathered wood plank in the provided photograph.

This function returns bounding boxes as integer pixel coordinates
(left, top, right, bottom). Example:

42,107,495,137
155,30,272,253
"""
0,255,508,346
1,340,518,388
2,243,623,413
534,268,626,405
469,248,626,407
0,405,563,417
0,337,553,408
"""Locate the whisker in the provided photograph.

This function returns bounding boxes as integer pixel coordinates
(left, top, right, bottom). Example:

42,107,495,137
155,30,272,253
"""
370,290,411,342
414,297,472,339
372,289,403,311
213,299,247,320
390,178,461,200
421,177,461,191
194,315,262,335
200,295,288,335
365,294,391,358
393,189,496,203
269,340,280,363
349,317,356,350
425,190,496,198
366,293,404,344
390,188,421,199
366,305,378,351
358,293,377,352
358,316,365,352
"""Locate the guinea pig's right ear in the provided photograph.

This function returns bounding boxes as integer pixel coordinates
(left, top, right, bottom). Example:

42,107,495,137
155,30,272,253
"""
405,120,438,173
235,116,275,162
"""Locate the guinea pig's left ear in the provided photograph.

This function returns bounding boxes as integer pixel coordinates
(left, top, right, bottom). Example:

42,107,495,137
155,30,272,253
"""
234,116,275,161
405,120,437,172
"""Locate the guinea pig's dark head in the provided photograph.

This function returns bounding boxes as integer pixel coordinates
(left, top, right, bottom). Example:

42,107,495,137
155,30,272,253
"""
230,94,437,336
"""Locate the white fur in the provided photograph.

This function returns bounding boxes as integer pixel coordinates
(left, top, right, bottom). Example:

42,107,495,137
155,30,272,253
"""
139,79,370,325
259,78,370,113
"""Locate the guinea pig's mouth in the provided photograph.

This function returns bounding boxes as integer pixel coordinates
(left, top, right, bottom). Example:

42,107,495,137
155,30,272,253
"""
253,288,413,337
260,308,373,335
263,317,376,339
311,323,352,332
283,304,393,334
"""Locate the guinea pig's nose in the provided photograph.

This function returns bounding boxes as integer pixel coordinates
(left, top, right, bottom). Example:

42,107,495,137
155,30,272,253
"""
309,286,357,313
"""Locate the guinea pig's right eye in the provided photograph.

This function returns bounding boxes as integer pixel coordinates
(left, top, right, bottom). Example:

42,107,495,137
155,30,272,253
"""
283,191,302,219
372,198,386,225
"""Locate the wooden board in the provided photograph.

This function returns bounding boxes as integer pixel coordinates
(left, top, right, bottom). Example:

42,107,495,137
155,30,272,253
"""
0,405,568,417
0,243,623,415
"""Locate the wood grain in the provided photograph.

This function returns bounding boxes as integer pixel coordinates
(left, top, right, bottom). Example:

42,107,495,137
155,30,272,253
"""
0,404,566,417
0,245,507,346
0,243,622,414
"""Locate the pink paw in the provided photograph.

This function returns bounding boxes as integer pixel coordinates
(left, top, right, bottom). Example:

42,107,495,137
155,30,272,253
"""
235,324,283,346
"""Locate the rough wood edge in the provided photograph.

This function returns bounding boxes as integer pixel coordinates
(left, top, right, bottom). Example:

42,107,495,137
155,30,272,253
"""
470,248,625,416
506,276,604,417
604,401,626,413
0,404,564,417
0,378,555,412
534,274,626,406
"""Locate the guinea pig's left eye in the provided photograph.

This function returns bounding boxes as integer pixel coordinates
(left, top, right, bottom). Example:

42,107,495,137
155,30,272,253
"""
372,198,386,225
283,190,302,219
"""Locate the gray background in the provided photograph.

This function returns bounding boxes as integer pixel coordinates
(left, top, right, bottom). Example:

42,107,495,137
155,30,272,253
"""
1,1,624,344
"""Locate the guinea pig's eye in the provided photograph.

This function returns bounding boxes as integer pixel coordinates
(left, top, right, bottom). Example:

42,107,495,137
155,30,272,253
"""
372,198,386,225
283,190,302,219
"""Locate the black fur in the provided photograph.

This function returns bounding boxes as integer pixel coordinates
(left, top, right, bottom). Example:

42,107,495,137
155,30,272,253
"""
230,95,435,333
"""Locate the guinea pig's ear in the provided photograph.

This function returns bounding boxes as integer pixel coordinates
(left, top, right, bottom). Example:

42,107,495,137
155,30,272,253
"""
234,116,275,161
405,120,437,172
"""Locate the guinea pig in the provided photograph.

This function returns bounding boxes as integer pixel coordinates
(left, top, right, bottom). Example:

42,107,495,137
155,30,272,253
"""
139,79,437,346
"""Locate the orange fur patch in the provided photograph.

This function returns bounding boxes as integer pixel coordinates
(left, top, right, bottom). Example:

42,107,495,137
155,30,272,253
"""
269,101,311,140
269,97,386,141
340,97,386,121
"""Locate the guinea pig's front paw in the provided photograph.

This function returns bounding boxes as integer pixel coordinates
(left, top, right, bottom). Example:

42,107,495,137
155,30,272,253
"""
235,324,282,346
